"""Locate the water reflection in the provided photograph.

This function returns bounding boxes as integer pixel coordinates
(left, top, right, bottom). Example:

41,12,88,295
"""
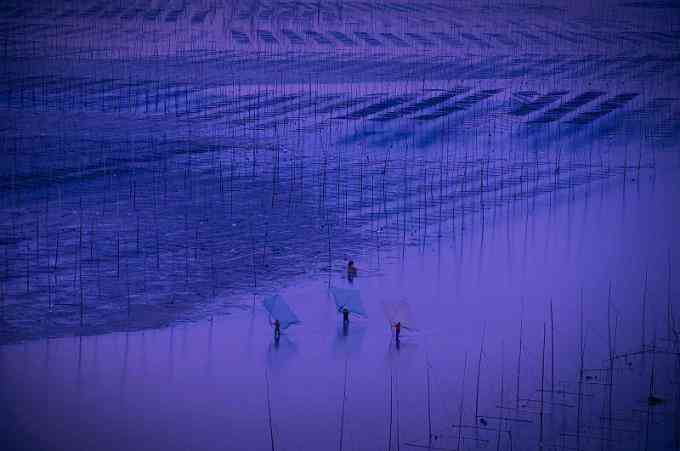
1,161,679,451
332,321,367,359
266,335,298,374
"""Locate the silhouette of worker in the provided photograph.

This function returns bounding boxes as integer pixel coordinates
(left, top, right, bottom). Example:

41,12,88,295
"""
274,319,281,340
347,260,357,283
342,307,350,324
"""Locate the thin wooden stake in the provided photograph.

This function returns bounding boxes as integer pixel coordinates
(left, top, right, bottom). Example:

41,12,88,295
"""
339,359,348,451
516,300,524,411
265,370,275,451
426,360,432,446
539,323,546,448
550,299,555,404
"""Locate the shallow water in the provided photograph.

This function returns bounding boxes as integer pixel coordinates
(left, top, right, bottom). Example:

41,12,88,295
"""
2,159,678,451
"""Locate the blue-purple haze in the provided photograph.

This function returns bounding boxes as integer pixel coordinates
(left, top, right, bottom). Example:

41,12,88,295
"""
1,1,679,450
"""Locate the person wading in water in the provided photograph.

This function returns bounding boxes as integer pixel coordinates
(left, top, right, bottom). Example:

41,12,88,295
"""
274,319,281,340
347,261,357,283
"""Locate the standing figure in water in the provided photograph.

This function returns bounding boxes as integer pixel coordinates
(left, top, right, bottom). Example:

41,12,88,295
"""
342,307,350,324
347,260,357,283
394,321,401,343
274,319,281,340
